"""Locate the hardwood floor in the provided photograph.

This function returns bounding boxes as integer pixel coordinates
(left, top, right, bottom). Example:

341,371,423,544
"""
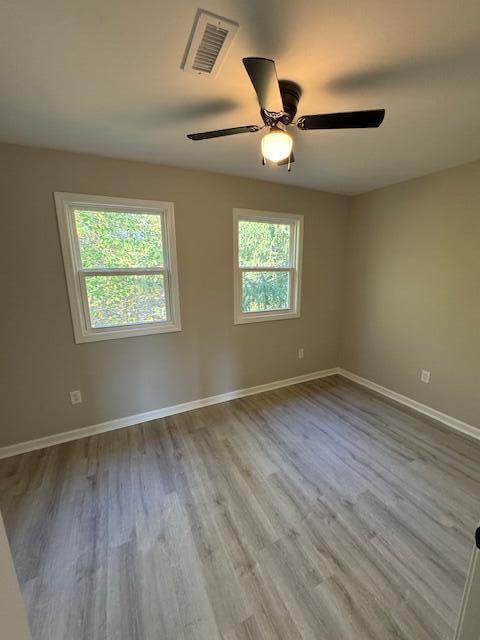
1,375,479,640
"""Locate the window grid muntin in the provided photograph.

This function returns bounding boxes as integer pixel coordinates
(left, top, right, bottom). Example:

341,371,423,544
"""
237,217,295,313
78,269,171,332
69,206,172,333
233,210,303,324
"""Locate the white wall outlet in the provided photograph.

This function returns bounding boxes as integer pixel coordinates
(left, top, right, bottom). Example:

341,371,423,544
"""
70,390,82,405
298,348,304,359
421,370,431,384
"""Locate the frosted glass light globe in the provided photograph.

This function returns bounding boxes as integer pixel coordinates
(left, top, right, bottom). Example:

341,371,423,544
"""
261,128,293,162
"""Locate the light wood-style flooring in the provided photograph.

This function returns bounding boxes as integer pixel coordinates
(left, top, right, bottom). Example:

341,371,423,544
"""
1,375,479,640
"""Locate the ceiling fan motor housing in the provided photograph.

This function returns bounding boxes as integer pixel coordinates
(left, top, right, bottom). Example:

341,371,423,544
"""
261,80,302,126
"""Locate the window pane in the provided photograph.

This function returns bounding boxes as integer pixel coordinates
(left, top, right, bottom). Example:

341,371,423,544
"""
74,210,164,269
242,271,290,313
85,274,167,328
238,220,291,267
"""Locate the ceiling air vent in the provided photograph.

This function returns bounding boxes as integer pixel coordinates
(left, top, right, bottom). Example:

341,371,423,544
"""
183,10,239,78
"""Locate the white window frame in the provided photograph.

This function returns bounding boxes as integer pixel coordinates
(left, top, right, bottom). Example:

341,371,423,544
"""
55,192,181,343
233,208,303,325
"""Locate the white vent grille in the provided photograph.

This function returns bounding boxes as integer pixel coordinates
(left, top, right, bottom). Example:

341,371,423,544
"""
192,23,229,73
183,11,239,78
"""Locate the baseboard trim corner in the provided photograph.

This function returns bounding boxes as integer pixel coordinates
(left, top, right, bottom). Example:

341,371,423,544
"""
0,367,340,459
339,368,480,442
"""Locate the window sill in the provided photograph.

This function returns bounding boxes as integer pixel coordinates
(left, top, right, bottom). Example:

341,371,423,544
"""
234,310,300,325
74,321,182,343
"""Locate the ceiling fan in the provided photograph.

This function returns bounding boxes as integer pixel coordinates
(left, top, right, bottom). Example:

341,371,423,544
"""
187,57,385,170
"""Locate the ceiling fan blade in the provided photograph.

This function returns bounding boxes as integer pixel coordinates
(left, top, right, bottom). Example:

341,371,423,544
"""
277,151,295,166
187,125,260,141
298,109,385,130
243,57,284,113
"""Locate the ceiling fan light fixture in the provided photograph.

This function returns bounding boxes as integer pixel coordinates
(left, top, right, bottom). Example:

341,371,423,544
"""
261,127,293,162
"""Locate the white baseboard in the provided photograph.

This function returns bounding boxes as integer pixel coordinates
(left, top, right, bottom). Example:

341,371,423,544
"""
339,368,480,442
2,366,477,459
0,368,340,459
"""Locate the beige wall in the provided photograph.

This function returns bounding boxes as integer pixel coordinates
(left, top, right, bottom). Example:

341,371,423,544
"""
0,143,348,446
341,160,480,427
0,512,31,639
1,143,478,448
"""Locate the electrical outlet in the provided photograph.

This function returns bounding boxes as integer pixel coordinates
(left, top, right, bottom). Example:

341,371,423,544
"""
298,348,304,359
70,390,82,405
421,370,431,384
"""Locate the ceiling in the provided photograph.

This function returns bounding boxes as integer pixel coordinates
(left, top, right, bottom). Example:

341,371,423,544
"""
1,0,479,194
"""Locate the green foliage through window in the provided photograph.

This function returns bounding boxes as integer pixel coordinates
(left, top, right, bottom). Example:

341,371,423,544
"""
238,218,292,314
238,220,290,267
242,271,290,313
75,209,164,269
85,274,166,328
74,209,168,328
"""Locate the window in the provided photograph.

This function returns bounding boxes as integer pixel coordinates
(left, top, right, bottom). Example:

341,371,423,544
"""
55,193,181,343
233,209,303,324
